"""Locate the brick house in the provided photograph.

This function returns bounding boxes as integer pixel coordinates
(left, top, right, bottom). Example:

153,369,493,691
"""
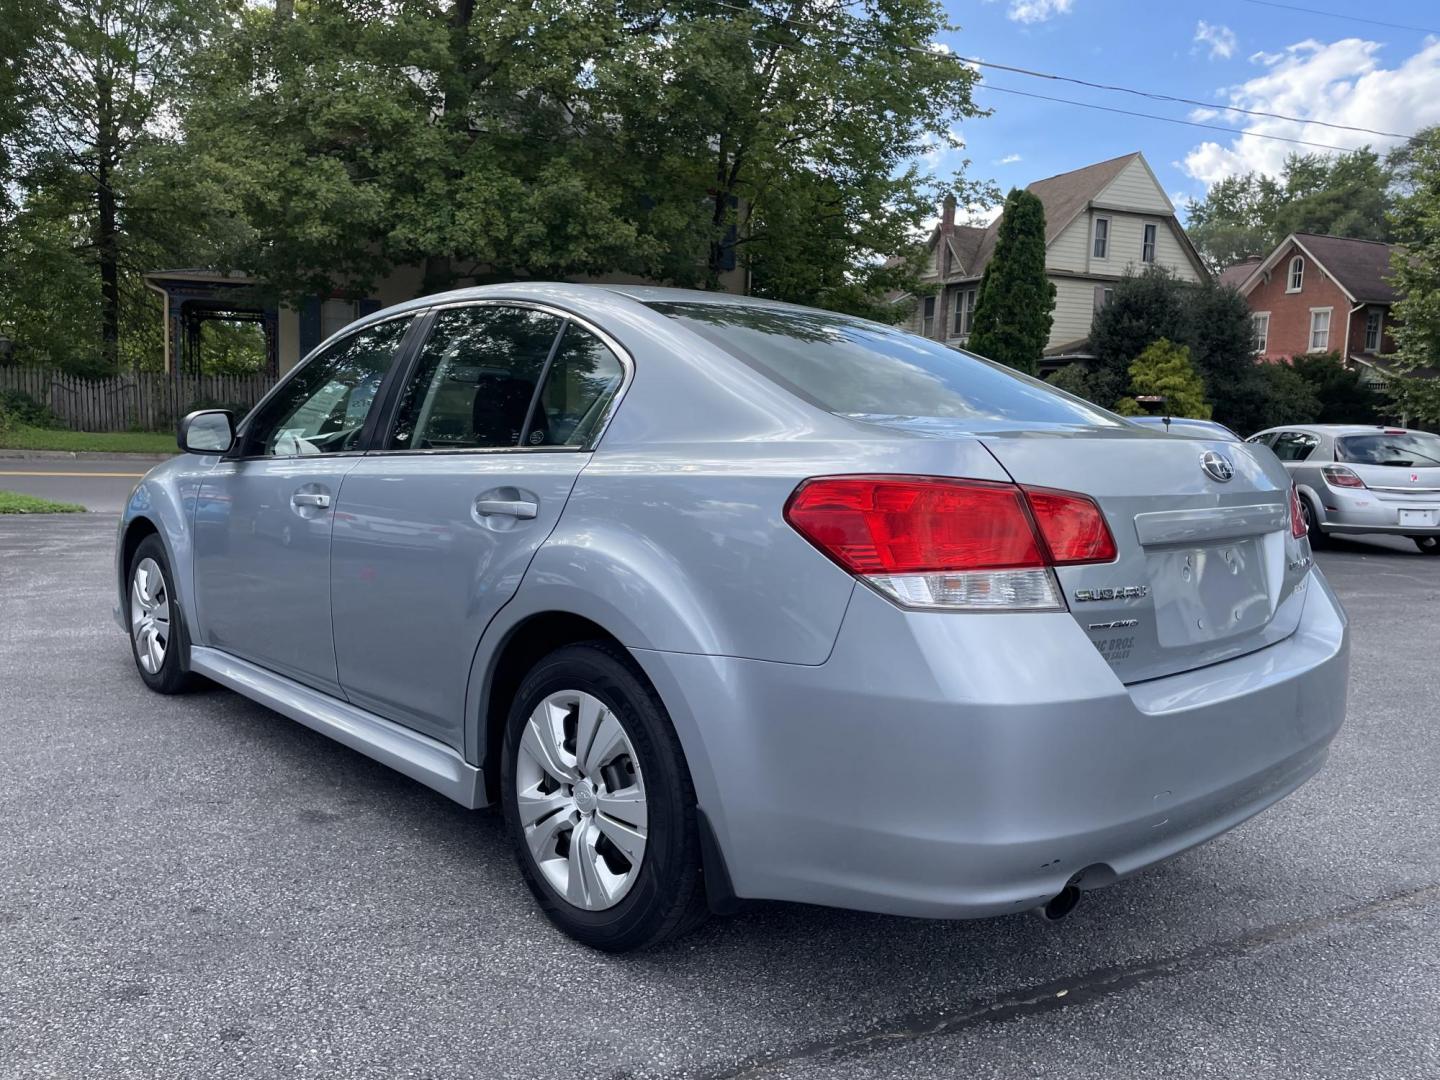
900,152,1209,366
1225,233,1400,378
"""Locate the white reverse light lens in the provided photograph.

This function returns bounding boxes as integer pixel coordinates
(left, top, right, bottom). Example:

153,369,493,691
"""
866,569,1064,610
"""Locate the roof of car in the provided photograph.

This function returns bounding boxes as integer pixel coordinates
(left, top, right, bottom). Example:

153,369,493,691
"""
1258,424,1423,436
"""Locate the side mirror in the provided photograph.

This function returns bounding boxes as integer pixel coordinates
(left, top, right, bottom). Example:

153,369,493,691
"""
178,410,236,455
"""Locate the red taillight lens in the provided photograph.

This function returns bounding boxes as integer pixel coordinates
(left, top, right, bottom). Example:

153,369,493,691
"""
784,476,1117,610
1023,487,1118,564
1289,484,1307,539
1321,465,1366,489
783,476,1045,574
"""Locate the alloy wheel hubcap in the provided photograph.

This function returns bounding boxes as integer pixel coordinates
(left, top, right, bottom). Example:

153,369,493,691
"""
130,558,170,674
515,690,648,911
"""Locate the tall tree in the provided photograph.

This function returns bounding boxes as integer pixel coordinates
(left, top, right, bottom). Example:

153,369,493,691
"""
5,0,221,371
1185,149,1393,271
185,0,984,317
1384,126,1440,424
966,188,1054,374
1087,267,1188,405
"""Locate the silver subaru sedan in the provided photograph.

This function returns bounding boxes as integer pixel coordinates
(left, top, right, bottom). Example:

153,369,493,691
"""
116,284,1349,951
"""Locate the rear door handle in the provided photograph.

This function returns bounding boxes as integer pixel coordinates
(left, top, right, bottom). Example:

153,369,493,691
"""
474,498,538,519
291,491,332,509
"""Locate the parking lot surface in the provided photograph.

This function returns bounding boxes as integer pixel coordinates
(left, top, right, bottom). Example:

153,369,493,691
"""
2,515,1437,1080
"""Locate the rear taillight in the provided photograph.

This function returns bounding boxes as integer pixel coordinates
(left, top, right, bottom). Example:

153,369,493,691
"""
783,476,1116,610
1289,484,1307,539
1321,465,1366,489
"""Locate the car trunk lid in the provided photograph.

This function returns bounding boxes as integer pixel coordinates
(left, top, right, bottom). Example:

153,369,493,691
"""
974,427,1311,683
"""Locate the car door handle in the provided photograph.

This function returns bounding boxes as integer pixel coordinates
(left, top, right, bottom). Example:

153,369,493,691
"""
291,491,332,509
474,498,537,519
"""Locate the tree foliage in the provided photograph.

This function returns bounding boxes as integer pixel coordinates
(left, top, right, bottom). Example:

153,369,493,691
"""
1289,352,1383,424
966,188,1055,375
1383,126,1440,424
1114,339,1211,419
1185,149,1394,271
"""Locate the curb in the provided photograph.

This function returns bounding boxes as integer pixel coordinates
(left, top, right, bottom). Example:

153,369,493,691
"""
0,448,175,463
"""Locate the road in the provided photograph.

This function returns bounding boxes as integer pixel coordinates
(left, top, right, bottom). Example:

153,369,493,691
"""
0,457,150,513
2,515,1437,1080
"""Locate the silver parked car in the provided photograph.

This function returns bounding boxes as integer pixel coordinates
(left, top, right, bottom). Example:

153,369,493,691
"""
117,284,1349,951
1249,425,1440,555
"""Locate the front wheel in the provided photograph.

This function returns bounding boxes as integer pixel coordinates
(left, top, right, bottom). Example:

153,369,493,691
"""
126,535,196,694
1414,536,1440,556
501,641,707,951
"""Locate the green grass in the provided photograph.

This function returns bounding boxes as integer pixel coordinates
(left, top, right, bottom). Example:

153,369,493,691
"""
0,425,176,454
0,490,86,514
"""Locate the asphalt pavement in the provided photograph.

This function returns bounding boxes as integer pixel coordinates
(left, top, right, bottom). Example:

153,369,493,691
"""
1,514,1437,1080
0,457,151,513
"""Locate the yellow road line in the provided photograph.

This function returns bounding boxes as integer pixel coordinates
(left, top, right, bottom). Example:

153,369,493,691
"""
0,470,145,478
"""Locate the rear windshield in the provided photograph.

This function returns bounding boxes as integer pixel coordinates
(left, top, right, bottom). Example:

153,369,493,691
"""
1337,432,1440,466
647,302,1120,427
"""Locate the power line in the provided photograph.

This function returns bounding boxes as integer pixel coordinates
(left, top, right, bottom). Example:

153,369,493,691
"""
978,84,1360,153
691,0,1416,143
1238,0,1440,36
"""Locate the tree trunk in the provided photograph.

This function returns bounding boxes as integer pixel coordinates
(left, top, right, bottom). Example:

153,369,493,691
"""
96,78,120,372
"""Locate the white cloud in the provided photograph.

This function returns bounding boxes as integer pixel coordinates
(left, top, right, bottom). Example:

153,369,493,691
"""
1008,0,1073,25
1183,36,1440,187
1194,21,1237,61
996,153,1023,164
1188,107,1220,122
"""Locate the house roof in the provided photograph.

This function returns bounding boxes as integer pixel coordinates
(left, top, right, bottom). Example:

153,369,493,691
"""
1217,256,1262,290
1026,152,1142,245
1235,233,1402,304
1292,234,1401,304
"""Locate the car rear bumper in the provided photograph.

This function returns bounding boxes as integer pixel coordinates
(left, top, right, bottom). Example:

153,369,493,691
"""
1314,487,1440,535
632,568,1349,919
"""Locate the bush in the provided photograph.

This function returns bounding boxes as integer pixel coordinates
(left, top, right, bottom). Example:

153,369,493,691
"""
0,389,60,428
1116,339,1212,419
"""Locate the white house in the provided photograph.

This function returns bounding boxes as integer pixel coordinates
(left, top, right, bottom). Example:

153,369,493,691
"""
905,152,1209,364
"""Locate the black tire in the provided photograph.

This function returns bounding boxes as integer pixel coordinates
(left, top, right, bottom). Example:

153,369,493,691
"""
1300,496,1331,549
125,534,197,694
501,641,707,952
1414,536,1440,556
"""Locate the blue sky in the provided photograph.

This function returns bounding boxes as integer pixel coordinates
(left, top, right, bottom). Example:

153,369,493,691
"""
928,0,1440,222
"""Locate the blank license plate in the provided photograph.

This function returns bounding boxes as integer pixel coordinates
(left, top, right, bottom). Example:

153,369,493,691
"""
1399,509,1438,527
1149,540,1270,647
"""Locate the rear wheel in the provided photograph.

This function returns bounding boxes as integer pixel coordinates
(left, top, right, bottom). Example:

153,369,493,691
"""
501,641,707,951
1414,536,1440,556
1300,496,1330,548
126,535,196,694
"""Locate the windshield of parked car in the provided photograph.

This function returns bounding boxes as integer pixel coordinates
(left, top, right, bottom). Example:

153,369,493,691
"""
647,302,1122,427
1337,432,1440,467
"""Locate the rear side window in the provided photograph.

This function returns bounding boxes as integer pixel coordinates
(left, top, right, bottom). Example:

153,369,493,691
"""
1270,431,1319,461
391,306,564,450
647,302,1119,427
1337,432,1440,466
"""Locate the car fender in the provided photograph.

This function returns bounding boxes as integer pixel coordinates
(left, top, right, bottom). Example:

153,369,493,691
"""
116,455,215,640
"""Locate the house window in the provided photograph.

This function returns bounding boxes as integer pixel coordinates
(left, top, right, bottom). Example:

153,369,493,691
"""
1364,309,1382,353
1309,308,1331,352
1093,285,1115,313
1092,217,1110,259
921,295,936,337
320,298,359,340
943,245,953,277
953,288,977,337
1287,255,1304,293
1251,312,1270,355
1142,223,1157,264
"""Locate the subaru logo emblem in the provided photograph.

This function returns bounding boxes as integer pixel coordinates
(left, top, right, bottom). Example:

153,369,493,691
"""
1200,450,1234,483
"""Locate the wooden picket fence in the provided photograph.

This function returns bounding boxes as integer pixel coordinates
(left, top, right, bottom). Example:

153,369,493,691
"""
0,367,275,433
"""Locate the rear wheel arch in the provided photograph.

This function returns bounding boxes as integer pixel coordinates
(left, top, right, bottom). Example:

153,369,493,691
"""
479,612,638,804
